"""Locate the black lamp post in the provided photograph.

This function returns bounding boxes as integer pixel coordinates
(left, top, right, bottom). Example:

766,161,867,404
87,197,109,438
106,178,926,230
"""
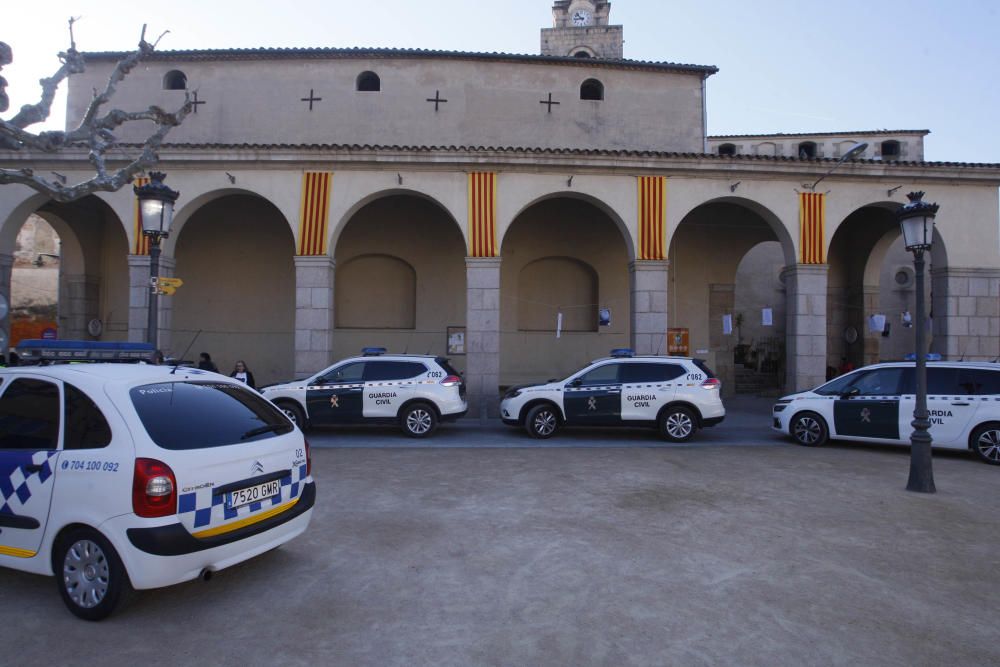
897,191,939,494
134,172,179,349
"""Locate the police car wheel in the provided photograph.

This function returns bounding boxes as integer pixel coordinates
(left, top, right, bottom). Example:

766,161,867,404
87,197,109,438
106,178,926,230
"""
660,406,696,442
402,403,437,438
278,402,307,430
791,412,828,447
970,423,1000,465
56,528,131,621
526,404,560,439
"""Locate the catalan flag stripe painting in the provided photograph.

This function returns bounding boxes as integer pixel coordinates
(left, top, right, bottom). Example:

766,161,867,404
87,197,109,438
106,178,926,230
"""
637,176,666,260
799,192,826,264
132,176,151,255
297,172,332,256
468,172,498,257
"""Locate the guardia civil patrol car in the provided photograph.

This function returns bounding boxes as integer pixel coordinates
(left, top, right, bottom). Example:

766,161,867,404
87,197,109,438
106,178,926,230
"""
260,348,467,437
0,341,315,620
773,358,1000,464
500,349,725,441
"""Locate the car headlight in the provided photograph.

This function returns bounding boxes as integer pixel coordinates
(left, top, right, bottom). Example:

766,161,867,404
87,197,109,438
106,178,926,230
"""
503,390,521,400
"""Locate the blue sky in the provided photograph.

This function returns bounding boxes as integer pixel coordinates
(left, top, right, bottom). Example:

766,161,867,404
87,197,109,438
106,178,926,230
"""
4,0,998,163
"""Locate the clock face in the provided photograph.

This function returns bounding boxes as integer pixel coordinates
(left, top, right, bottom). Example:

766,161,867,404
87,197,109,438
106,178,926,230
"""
572,9,593,26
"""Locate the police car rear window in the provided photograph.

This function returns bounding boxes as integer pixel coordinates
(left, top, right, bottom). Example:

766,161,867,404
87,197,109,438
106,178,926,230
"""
692,360,716,379
130,381,293,450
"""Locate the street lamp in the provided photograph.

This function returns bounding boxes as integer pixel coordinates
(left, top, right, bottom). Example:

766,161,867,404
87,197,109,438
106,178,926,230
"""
804,142,868,190
897,191,939,494
134,172,179,348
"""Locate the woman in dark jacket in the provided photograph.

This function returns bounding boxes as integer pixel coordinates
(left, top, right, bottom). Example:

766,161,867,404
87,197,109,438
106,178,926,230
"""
230,359,256,390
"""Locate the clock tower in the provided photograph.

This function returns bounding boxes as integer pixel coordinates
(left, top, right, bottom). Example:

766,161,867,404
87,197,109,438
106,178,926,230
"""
541,1,624,59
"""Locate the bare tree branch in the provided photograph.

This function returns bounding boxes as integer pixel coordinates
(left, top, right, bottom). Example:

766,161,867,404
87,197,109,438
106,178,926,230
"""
0,20,191,202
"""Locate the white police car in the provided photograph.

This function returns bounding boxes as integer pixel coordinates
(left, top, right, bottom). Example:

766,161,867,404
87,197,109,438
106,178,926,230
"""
261,348,467,437
773,358,1000,465
0,340,315,620
500,349,725,441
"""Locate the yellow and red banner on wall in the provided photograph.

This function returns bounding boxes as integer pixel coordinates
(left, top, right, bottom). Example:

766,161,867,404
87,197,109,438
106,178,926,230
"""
468,172,498,257
799,192,826,264
637,176,666,260
132,176,151,255
298,172,332,256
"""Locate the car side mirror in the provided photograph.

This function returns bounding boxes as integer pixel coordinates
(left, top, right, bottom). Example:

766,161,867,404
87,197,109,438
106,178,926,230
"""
569,378,583,387
841,387,860,398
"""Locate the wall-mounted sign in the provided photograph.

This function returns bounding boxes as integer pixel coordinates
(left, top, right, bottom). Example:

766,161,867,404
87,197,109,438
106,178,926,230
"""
667,328,689,356
447,326,466,355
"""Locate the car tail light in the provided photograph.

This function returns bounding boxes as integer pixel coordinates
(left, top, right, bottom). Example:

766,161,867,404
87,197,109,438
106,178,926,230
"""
440,375,462,387
701,378,721,391
304,438,312,477
132,458,177,518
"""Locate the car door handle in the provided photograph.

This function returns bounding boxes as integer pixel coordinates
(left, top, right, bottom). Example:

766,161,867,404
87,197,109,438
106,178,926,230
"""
23,464,44,474
952,402,970,406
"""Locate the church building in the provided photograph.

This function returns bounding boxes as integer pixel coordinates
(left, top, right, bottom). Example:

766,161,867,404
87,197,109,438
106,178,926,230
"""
1,0,999,417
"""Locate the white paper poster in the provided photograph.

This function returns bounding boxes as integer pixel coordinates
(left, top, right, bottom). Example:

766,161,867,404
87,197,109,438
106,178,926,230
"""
722,314,733,335
762,308,773,326
869,313,887,333
556,312,563,339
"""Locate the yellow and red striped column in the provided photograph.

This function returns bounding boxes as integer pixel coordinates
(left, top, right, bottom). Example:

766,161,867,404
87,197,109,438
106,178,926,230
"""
799,192,826,264
468,172,498,257
637,176,666,260
297,172,332,256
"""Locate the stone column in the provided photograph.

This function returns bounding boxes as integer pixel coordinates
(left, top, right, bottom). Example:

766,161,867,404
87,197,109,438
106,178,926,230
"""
156,256,177,354
294,256,335,378
708,283,735,397
61,274,101,340
783,264,828,392
931,267,1000,360
629,260,669,355
0,253,12,350
466,257,501,420
127,255,151,343
127,254,177,350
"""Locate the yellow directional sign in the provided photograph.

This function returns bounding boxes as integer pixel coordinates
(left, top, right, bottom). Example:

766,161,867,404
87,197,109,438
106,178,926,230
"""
158,285,177,296
158,277,184,288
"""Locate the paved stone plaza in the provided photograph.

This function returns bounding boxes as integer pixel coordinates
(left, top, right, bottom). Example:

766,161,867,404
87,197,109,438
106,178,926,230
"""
1,428,996,667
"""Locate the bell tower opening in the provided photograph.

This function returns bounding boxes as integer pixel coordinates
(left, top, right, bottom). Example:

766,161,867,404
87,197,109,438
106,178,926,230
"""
541,1,624,59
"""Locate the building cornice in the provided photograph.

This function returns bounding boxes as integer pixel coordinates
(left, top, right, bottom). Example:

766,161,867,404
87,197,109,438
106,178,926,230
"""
81,47,718,77
3,144,999,184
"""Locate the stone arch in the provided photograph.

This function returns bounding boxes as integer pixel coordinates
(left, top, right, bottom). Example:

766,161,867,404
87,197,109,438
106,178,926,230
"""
329,187,465,257
502,190,635,262
164,187,292,256
171,193,296,384
332,193,467,366
669,196,795,394
669,196,796,267
500,195,630,384
830,200,949,367
570,46,597,58
1,194,130,343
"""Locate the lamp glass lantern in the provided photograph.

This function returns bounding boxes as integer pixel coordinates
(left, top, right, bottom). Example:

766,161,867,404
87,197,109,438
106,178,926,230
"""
898,191,938,251
134,172,179,238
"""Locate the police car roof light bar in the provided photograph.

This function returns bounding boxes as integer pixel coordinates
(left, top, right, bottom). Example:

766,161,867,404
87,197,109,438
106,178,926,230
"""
903,352,943,361
15,339,156,363
362,347,388,356
610,348,635,358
